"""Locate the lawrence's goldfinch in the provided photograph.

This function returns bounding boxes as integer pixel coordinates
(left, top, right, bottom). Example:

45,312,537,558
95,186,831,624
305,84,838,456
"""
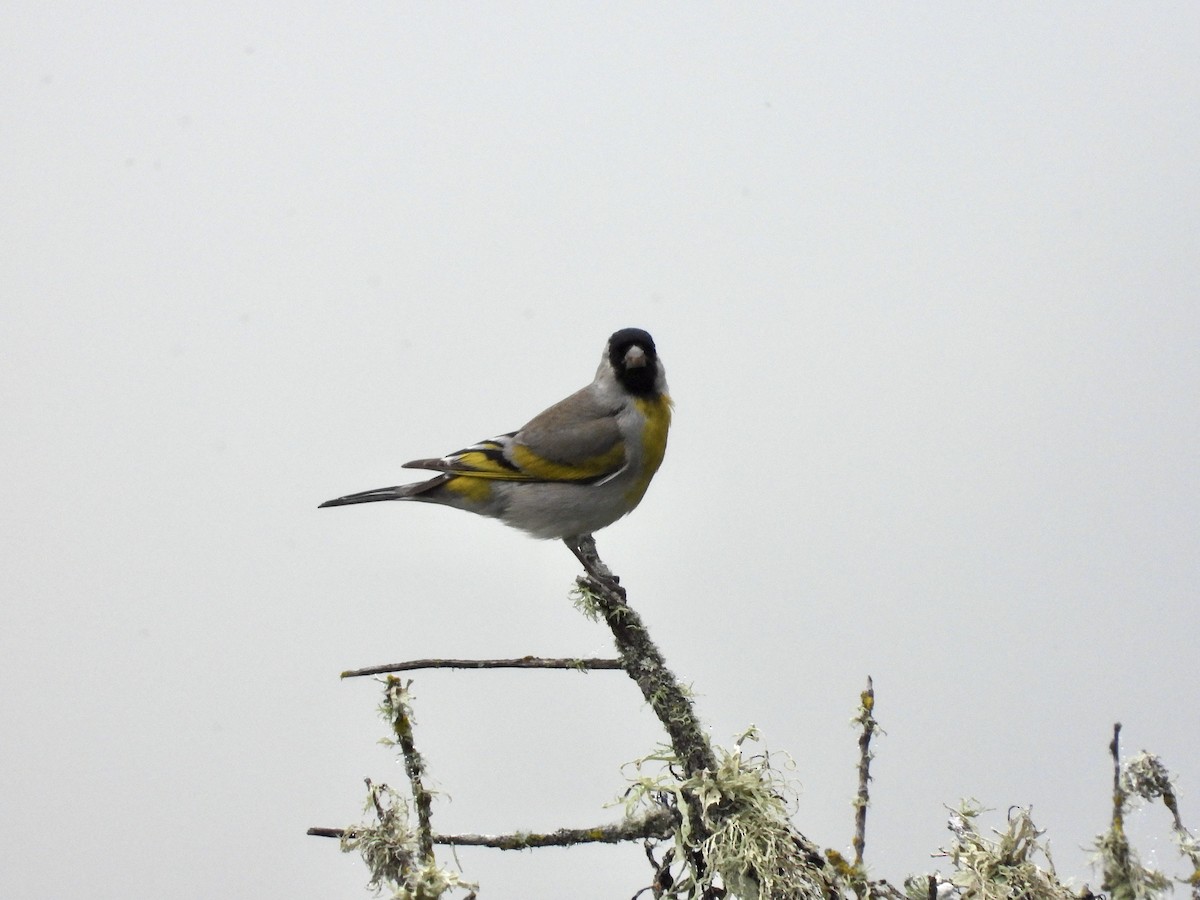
319,328,671,577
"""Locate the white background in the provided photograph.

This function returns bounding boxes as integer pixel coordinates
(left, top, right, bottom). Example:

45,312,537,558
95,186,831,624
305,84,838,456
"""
3,5,1198,898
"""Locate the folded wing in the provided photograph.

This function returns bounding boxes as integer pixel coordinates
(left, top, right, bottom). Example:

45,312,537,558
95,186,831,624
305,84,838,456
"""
403,388,628,485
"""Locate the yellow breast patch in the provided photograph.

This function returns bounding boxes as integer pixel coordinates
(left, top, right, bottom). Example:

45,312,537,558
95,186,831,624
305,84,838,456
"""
626,393,672,504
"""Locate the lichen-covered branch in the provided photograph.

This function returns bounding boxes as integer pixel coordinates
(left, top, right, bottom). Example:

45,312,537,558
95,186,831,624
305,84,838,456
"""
1105,736,1200,900
382,678,434,863
933,802,1077,900
572,535,717,779
307,807,674,848
577,537,837,900
436,811,675,849
822,679,882,900
327,780,477,898
341,656,623,679
852,675,877,870
1094,723,1173,900
1126,755,1200,899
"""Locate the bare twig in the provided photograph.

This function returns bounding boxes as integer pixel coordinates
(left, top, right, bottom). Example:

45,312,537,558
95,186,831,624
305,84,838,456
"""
853,675,877,871
641,842,677,898
1162,782,1186,834
1111,722,1125,833
307,827,346,839
342,656,623,679
307,809,674,849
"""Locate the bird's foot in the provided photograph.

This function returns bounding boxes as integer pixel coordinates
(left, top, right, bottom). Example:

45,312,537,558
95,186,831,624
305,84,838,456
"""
565,535,625,598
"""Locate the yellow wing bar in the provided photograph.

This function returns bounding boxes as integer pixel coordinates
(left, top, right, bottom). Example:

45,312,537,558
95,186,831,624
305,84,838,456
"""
404,437,626,484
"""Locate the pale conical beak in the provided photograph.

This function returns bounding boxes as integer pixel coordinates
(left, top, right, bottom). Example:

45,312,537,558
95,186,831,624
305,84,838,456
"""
624,345,647,368
318,486,404,508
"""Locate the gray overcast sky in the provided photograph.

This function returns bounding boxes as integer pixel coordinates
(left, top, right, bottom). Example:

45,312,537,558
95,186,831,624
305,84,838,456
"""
3,5,1198,898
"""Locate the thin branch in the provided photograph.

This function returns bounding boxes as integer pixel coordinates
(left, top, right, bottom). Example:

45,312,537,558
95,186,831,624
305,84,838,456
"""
1110,722,1124,833
1162,782,1187,834
342,656,623,679
574,535,727,890
437,813,674,849
307,827,346,839
307,809,675,849
574,535,718,780
383,678,435,863
575,538,831,898
852,675,876,870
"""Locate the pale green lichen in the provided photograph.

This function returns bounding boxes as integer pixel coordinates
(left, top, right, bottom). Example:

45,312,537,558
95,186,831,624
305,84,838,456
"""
1097,751,1198,900
1122,752,1175,803
622,727,833,900
929,802,1077,900
569,582,602,621
339,783,477,900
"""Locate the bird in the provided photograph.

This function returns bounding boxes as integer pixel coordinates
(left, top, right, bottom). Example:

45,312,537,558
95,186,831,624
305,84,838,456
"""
319,328,671,582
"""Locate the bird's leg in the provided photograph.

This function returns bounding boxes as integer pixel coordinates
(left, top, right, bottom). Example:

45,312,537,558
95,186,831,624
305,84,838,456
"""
564,534,622,592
